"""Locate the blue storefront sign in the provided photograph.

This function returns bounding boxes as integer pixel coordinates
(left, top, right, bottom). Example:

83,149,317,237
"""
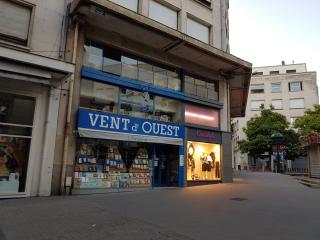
78,109,184,145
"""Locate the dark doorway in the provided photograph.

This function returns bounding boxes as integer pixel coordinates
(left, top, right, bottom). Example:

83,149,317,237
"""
153,144,179,187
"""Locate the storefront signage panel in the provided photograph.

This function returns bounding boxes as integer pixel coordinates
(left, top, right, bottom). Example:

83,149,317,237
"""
78,109,184,140
188,128,222,144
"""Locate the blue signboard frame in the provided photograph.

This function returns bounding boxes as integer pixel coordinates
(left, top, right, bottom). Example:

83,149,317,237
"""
78,109,184,140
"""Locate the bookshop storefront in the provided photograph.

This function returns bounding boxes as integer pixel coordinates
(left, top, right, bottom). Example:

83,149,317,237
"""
73,78,185,192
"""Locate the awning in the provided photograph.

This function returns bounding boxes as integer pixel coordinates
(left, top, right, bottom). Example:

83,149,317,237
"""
69,0,252,117
78,128,183,146
0,46,75,85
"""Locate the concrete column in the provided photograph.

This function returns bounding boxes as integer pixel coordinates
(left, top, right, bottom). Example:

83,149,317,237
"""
38,87,61,196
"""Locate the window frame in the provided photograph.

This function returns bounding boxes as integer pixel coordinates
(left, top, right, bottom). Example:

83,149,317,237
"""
271,83,281,93
250,84,264,94
289,81,303,92
186,15,211,44
250,100,264,110
271,99,283,110
148,0,179,30
289,98,305,109
0,0,35,47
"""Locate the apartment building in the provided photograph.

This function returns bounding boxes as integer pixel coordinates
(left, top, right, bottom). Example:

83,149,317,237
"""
233,63,318,171
0,0,74,198
55,0,252,194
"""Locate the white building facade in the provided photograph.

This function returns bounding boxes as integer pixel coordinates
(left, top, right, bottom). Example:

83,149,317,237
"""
0,0,74,198
233,63,319,171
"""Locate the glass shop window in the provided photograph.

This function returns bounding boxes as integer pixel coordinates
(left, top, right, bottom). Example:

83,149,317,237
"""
0,92,35,193
74,139,152,190
154,96,181,124
187,141,221,181
120,88,154,119
80,79,119,113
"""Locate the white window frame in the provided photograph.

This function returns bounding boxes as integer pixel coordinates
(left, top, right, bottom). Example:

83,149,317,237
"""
250,100,264,110
271,99,282,110
109,0,139,12
0,0,35,47
289,98,305,109
187,16,210,44
271,83,281,93
148,0,178,30
251,84,264,94
289,81,302,92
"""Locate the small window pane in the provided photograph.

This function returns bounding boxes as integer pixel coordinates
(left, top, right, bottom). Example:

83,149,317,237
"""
271,83,281,93
80,79,118,113
120,89,153,119
103,47,121,76
289,99,304,109
0,93,35,126
286,69,296,74
270,71,279,75
83,43,103,70
109,0,138,12
251,84,264,94
154,67,168,88
289,82,302,92
155,96,180,123
149,0,178,29
0,1,31,44
138,61,153,84
251,100,264,110
121,56,138,80
187,18,209,44
271,99,282,109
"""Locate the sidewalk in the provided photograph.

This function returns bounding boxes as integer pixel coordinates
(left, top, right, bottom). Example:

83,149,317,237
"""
1,172,320,240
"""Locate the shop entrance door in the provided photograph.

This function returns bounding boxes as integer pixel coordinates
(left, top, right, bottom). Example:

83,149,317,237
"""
153,144,179,187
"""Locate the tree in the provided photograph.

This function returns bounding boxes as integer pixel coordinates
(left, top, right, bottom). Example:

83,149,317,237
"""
293,104,320,135
239,107,300,162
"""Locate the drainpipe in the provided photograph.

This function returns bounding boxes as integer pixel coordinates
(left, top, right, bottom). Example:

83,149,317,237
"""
58,0,68,59
60,21,79,194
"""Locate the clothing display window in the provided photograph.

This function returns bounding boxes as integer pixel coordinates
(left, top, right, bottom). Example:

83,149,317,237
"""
187,141,221,181
0,93,34,193
74,139,152,189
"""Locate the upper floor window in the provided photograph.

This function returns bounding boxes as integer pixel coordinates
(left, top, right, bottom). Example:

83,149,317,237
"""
256,72,263,75
271,99,282,110
289,98,304,109
149,0,178,29
109,0,138,12
271,83,281,93
0,0,33,46
187,17,210,44
286,69,296,74
251,84,264,94
251,100,264,110
270,71,279,75
184,75,218,101
83,40,181,92
289,82,302,92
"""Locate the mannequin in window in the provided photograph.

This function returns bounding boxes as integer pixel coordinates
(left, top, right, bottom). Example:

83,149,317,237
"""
187,144,195,179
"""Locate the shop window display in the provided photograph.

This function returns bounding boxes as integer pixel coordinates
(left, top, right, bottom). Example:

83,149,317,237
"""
154,96,180,124
187,141,221,181
74,139,152,189
120,88,154,120
0,93,34,193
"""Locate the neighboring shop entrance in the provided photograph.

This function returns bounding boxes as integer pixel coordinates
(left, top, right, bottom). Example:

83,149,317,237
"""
153,144,179,187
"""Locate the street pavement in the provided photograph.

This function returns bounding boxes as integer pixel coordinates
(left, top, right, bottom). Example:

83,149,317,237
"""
0,172,320,240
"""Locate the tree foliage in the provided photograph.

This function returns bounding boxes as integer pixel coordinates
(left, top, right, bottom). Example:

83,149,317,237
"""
293,104,320,135
239,107,300,160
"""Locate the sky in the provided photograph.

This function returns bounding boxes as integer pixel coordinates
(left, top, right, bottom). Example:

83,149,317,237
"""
229,0,320,89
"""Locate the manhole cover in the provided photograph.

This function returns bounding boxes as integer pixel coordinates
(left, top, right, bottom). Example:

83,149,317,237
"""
230,197,248,201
